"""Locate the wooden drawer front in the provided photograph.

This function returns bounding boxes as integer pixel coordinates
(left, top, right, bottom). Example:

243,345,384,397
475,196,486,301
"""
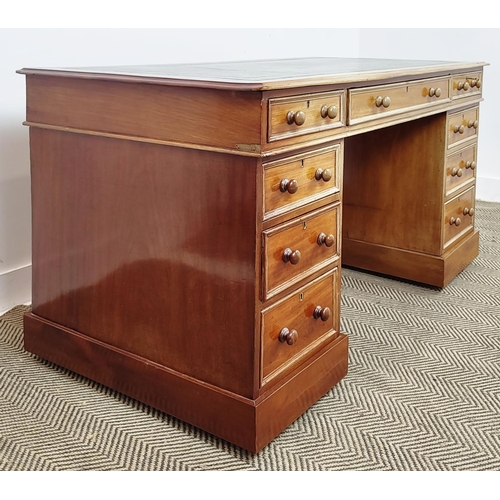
348,77,450,125
262,205,340,300
263,145,341,220
445,143,477,198
451,72,483,100
268,91,345,142
444,187,475,249
261,269,339,385
447,107,479,148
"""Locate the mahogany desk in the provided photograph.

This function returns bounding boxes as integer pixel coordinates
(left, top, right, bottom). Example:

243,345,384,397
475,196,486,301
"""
18,58,487,453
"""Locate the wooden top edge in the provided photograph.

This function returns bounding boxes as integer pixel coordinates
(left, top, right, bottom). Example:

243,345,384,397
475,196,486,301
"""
16,57,489,91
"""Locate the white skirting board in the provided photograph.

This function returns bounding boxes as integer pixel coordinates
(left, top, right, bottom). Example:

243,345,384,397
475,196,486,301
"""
0,264,31,316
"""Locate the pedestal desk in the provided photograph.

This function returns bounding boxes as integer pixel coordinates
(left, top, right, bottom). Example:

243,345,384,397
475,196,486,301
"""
18,58,487,453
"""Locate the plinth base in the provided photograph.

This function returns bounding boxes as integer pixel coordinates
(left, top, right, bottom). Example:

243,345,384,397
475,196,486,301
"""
23,312,348,453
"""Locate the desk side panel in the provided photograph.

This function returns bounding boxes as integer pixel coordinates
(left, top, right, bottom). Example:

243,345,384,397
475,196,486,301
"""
25,75,262,154
29,129,258,398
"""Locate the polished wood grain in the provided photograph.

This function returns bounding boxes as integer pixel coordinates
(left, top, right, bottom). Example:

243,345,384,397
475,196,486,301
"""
268,91,345,141
444,186,475,249
442,230,480,287
262,204,340,300
263,144,341,219
261,269,339,385
24,310,349,453
23,311,259,451
255,333,348,452
26,75,262,154
447,106,479,149
445,143,477,198
451,71,483,99
343,229,479,288
29,128,259,398
343,113,446,256
261,92,482,157
348,76,450,125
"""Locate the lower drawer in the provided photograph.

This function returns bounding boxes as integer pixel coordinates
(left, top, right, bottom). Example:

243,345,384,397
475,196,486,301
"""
260,268,340,386
444,186,475,249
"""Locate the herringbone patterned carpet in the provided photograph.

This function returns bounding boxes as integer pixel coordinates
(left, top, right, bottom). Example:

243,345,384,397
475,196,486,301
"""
1,201,499,470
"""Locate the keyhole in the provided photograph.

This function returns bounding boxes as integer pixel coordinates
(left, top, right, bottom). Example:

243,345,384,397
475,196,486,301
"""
303,222,307,230
299,293,304,301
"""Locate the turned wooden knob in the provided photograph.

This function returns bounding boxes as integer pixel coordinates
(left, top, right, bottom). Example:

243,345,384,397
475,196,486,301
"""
375,96,391,108
465,160,477,170
280,178,299,194
315,168,332,182
463,207,475,216
450,217,462,226
474,79,481,88
429,87,442,97
282,248,301,265
454,124,465,134
468,120,479,129
279,327,298,345
317,232,335,247
286,110,306,126
313,305,331,322
457,81,470,91
321,104,338,119
451,167,463,177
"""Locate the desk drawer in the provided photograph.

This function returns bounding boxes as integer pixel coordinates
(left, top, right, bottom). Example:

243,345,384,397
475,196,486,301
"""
262,205,340,300
445,143,477,198
348,76,450,125
261,269,339,386
263,145,341,220
444,187,475,249
451,72,483,100
268,91,345,142
447,107,479,148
